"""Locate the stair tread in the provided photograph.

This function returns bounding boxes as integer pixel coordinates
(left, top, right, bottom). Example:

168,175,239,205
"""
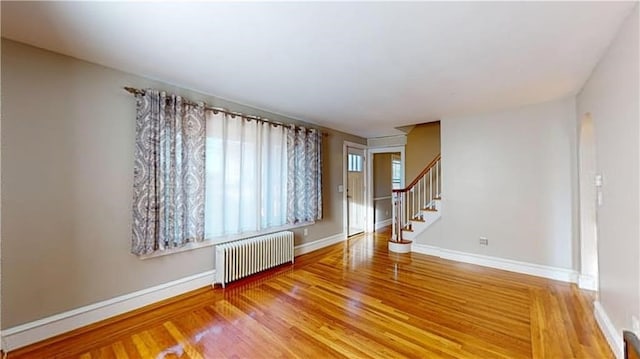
422,208,438,212
411,218,425,222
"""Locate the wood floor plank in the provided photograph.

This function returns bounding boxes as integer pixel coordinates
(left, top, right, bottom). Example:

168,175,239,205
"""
162,321,204,359
7,228,614,358
110,341,129,359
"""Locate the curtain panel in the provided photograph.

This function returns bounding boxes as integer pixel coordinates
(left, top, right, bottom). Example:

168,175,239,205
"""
286,126,323,224
205,111,288,237
131,90,206,255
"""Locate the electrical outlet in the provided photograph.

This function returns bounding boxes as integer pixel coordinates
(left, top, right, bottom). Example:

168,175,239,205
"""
303,228,308,236
479,237,488,246
385,210,389,216
632,316,640,335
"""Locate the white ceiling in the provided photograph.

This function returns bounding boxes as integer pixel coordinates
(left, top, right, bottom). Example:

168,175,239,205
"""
1,2,635,138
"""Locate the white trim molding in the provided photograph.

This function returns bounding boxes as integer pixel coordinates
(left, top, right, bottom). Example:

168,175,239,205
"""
2,270,216,352
294,233,346,257
412,244,579,283
578,274,598,291
594,301,624,359
367,135,407,148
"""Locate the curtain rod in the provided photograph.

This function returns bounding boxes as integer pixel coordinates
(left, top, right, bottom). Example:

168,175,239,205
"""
124,86,326,135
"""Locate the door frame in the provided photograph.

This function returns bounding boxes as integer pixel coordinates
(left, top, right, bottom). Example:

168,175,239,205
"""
343,141,368,237
366,146,405,233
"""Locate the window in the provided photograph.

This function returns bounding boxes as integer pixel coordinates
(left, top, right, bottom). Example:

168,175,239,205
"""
205,112,287,240
392,159,402,189
204,111,322,242
348,153,363,172
131,89,322,255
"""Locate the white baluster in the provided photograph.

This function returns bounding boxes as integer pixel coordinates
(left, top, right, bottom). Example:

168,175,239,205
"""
436,160,440,197
423,173,427,209
404,191,408,230
439,160,442,197
391,192,396,241
417,178,420,215
430,168,433,208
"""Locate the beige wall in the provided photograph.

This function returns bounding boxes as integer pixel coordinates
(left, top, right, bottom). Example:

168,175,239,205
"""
416,97,578,271
405,122,440,182
577,6,639,346
373,153,394,224
374,153,392,198
0,39,365,328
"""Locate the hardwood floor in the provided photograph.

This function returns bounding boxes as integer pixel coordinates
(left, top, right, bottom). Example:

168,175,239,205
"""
9,229,613,358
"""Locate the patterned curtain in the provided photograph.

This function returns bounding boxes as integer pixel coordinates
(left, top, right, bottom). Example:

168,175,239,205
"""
286,126,323,224
131,89,206,255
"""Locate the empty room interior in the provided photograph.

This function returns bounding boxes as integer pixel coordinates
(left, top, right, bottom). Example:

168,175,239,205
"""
1,1,639,358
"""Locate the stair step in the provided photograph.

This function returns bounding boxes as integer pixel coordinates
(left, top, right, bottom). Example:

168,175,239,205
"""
422,207,438,212
403,228,414,232
434,196,442,200
393,239,412,244
411,218,425,222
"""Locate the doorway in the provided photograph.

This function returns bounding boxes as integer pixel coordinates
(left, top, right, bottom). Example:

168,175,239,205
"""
372,152,402,232
578,113,599,292
366,146,405,233
346,146,366,236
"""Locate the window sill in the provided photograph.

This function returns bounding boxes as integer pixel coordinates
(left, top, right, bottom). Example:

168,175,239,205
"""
137,222,315,260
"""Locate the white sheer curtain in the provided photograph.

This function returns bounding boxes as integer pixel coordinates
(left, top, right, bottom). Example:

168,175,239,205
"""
205,110,287,240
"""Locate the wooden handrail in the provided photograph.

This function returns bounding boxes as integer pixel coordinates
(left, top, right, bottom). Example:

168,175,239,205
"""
625,331,640,359
392,154,441,193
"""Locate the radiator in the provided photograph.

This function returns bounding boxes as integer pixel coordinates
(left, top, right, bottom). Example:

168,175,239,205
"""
214,231,294,288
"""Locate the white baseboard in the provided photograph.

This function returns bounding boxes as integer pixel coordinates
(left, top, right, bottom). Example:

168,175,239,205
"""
2,270,216,352
294,233,346,257
594,301,623,359
412,244,579,283
578,274,598,291
374,219,392,231
411,244,442,257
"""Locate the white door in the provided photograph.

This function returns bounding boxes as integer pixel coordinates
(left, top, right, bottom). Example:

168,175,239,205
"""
347,147,366,236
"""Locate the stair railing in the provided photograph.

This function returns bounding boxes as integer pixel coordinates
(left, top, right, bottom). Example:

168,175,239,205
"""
391,154,441,242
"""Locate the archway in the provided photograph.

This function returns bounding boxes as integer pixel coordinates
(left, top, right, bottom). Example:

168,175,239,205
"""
578,113,599,292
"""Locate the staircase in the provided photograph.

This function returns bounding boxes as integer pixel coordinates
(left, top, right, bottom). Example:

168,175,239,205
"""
390,154,441,253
